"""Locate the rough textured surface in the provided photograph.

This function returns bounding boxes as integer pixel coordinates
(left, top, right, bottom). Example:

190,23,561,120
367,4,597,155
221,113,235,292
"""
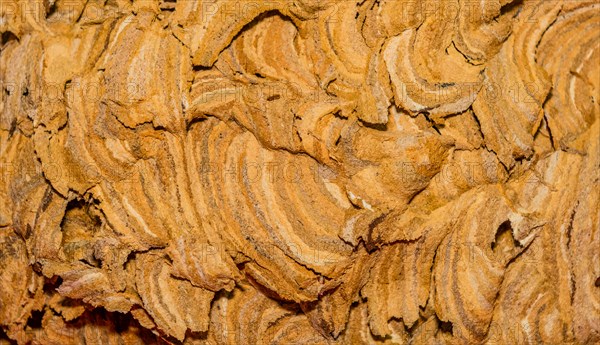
0,0,599,344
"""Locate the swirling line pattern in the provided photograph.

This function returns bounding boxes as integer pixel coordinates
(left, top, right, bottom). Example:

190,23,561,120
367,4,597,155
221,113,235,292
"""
0,0,598,344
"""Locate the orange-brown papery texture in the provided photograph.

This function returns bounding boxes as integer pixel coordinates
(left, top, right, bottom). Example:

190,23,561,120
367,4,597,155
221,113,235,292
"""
1,0,598,344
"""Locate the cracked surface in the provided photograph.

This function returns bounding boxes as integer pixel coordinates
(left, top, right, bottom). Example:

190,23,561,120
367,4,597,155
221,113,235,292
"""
0,0,599,344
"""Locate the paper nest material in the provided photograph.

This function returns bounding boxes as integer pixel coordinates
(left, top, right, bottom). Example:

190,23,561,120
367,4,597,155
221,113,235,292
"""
0,0,598,344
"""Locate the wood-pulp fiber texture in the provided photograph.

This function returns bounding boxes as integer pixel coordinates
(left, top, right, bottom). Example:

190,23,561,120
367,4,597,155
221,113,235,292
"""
0,0,599,344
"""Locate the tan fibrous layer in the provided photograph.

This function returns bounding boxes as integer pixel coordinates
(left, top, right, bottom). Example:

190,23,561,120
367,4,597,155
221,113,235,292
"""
1,0,599,344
